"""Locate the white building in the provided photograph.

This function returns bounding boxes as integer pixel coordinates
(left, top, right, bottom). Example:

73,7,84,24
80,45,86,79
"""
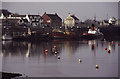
64,13,79,28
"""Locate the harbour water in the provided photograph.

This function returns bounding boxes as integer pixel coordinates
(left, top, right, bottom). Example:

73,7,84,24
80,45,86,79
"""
1,39,119,77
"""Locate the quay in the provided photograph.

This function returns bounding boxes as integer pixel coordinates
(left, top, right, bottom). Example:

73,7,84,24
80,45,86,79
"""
1,25,120,41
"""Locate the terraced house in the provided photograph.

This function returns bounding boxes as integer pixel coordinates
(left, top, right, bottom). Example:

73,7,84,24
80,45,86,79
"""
42,12,62,28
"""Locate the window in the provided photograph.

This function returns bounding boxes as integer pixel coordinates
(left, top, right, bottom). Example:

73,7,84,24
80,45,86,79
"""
47,20,51,23
36,19,39,21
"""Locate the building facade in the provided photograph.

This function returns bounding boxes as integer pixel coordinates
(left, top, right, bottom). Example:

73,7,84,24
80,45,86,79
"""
42,12,62,27
26,14,43,27
0,9,13,19
64,13,79,28
0,9,43,27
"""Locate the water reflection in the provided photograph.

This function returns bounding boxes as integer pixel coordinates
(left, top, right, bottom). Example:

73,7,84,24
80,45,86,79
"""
2,39,118,77
2,40,117,60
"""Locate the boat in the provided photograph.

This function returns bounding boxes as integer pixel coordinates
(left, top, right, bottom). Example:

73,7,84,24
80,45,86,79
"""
82,24,103,39
2,35,13,41
52,29,76,39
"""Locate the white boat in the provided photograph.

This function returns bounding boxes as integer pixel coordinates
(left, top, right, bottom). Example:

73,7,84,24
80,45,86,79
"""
2,35,12,41
82,25,103,39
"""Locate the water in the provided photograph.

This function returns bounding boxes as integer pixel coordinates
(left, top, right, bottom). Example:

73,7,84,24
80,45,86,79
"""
1,39,119,77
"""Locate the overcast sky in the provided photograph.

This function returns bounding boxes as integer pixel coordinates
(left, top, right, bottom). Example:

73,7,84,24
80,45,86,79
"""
2,2,119,21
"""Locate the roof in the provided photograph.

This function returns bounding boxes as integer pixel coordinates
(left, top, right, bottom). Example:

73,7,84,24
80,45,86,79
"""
46,13,62,21
0,9,13,17
28,15,40,17
11,14,26,17
71,15,79,20
103,20,109,23
28,15,43,19
22,19,28,22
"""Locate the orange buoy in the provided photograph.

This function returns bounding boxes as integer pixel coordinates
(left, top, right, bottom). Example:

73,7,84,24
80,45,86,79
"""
105,48,107,50
112,41,114,45
104,38,106,42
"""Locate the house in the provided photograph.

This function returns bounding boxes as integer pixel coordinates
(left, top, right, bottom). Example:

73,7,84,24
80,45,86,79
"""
0,9,13,19
10,14,26,19
71,14,79,26
109,17,117,25
115,19,120,25
64,13,79,28
0,9,28,26
42,12,62,27
100,20,109,26
10,14,43,26
26,14,43,27
2,18,29,26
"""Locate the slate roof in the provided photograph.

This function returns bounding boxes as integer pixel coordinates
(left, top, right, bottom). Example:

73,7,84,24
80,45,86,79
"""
0,9,13,17
11,14,26,17
22,19,28,23
28,15,40,17
71,15,79,20
28,15,43,19
103,20,109,23
46,13,62,21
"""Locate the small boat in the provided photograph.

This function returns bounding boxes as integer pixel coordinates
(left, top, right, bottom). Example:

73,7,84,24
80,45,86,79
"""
2,35,13,41
82,24,103,39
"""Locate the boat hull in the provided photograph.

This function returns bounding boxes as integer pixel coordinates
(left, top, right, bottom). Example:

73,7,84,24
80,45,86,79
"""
52,32,76,39
82,33,103,39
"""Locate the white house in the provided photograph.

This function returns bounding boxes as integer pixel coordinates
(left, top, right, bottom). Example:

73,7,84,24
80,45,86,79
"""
64,13,79,29
26,14,43,27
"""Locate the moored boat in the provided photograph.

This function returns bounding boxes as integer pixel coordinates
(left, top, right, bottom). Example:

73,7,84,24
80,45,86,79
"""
52,29,76,39
2,35,13,41
82,24,103,39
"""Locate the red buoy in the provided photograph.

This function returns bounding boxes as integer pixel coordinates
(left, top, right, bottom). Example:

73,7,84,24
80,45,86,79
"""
108,50,110,54
105,48,107,50
45,49,48,52
45,52,48,55
44,49,48,55
54,46,56,49
118,44,120,46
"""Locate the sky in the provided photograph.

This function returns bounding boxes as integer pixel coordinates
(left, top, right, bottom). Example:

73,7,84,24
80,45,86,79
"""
2,2,119,21
1,0,120,2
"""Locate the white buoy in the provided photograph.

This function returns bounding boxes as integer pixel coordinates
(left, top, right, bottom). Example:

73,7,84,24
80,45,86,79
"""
55,54,57,56
78,58,82,63
58,56,60,59
96,65,99,70
55,51,57,54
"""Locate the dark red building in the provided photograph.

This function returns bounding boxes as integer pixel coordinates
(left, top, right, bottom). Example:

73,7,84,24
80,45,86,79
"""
42,12,62,27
